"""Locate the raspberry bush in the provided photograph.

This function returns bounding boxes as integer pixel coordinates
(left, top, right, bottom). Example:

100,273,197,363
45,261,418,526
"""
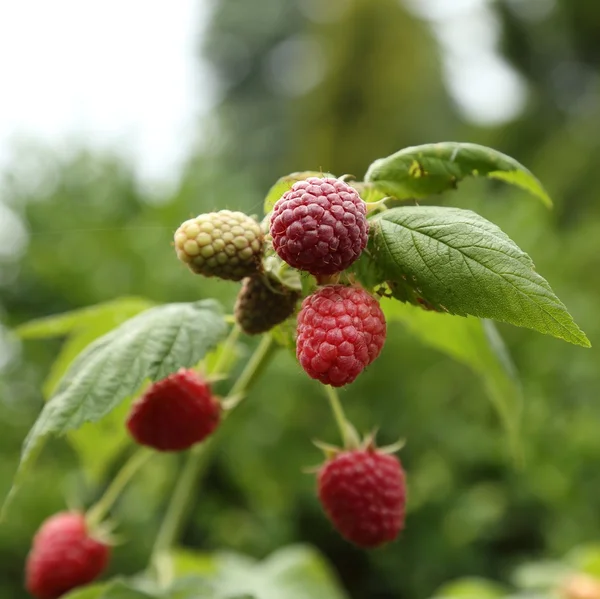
5,143,590,598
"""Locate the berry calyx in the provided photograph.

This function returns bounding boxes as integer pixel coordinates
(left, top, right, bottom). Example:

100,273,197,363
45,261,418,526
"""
234,275,300,335
25,512,110,599
174,210,263,281
317,447,406,548
126,369,220,452
270,177,368,275
296,285,386,387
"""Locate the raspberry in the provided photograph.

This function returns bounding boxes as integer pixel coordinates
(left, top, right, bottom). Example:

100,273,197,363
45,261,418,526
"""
270,177,368,275
296,285,386,387
174,210,263,281
25,512,110,599
318,449,406,548
234,275,300,335
126,369,220,452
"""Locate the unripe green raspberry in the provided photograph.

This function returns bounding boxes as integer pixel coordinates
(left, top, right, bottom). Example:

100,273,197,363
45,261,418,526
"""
234,275,300,335
174,211,263,281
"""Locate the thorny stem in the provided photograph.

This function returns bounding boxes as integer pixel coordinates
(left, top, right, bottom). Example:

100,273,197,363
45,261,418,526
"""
149,334,277,585
86,448,153,528
324,385,353,448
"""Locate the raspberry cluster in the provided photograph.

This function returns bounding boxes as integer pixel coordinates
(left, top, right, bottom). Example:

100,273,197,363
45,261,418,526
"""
22,176,399,598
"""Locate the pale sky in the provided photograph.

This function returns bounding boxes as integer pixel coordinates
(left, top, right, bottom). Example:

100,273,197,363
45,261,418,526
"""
0,0,527,191
0,0,531,369
0,0,212,187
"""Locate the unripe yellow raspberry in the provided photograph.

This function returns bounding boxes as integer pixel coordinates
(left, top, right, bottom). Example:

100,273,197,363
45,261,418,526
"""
174,210,263,281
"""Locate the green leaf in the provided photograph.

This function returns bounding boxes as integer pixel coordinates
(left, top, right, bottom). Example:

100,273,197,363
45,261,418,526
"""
566,544,600,578
62,584,108,599
365,142,552,207
16,297,154,339
432,577,508,599
370,206,590,347
35,302,155,481
263,171,335,214
348,181,389,203
259,545,347,599
170,545,347,599
69,400,133,483
63,580,156,598
511,560,574,590
383,301,523,458
1,300,228,519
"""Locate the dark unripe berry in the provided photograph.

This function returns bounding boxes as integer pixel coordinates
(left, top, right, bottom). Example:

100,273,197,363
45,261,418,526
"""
235,275,300,335
270,177,368,275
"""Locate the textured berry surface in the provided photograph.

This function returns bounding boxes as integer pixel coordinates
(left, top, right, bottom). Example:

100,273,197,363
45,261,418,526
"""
318,449,406,548
270,177,368,275
235,275,300,335
126,369,220,452
25,512,109,599
174,210,263,281
296,285,386,387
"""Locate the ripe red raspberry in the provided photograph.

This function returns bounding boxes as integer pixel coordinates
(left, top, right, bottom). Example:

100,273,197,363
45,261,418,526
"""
318,449,406,548
126,369,220,452
270,177,368,275
296,285,386,387
25,512,110,599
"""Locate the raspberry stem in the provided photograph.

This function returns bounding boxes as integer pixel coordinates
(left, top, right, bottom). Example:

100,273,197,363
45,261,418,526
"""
324,385,358,448
85,447,153,529
207,324,241,378
148,334,277,586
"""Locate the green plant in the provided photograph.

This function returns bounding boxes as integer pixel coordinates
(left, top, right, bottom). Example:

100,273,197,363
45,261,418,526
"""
429,542,600,599
5,142,590,598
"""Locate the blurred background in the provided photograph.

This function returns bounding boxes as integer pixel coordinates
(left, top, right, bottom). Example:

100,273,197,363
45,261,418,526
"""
1,0,600,597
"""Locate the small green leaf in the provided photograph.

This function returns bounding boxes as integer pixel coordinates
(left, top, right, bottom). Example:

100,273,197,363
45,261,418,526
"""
263,171,335,214
347,181,389,203
16,297,154,339
169,545,347,599
37,305,147,481
2,300,228,519
62,580,156,598
270,319,297,353
365,142,552,207
370,207,590,347
566,544,600,578
512,560,574,590
432,577,508,599
383,301,522,459
62,584,107,599
259,545,347,599
69,400,133,483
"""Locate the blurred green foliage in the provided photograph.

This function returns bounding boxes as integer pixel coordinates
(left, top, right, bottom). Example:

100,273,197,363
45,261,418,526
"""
1,1,600,598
